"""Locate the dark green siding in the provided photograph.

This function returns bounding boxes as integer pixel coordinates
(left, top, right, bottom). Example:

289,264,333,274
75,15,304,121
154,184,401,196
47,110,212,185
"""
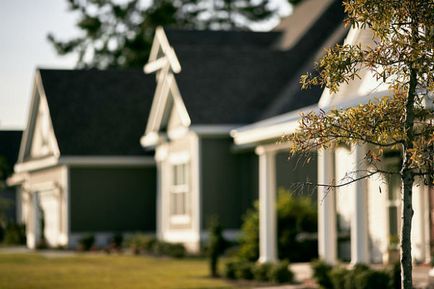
69,166,156,232
276,151,317,198
200,138,258,230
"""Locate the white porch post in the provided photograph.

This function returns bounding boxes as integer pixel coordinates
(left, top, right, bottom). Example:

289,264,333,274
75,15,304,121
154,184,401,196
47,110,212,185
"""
350,145,370,264
256,146,277,263
318,148,337,264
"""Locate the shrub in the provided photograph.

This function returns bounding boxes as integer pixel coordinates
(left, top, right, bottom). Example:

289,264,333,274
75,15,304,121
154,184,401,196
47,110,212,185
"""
3,223,26,245
388,262,401,289
311,259,333,289
207,217,226,277
354,269,390,289
330,267,349,289
110,233,123,249
238,189,317,262
152,241,186,258
268,261,293,284
78,234,95,251
252,262,272,281
235,261,254,280
223,260,239,279
126,234,156,254
343,264,370,289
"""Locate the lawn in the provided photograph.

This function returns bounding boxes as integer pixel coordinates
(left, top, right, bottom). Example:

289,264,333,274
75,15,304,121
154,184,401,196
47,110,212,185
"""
0,252,240,289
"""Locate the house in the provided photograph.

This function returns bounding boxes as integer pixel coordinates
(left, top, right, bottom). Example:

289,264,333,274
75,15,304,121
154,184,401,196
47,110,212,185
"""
140,0,344,252
0,130,22,223
232,25,432,265
8,69,157,249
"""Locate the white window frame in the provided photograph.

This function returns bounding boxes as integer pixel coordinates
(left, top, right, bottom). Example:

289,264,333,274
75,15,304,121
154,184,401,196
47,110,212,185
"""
384,158,401,241
169,152,191,225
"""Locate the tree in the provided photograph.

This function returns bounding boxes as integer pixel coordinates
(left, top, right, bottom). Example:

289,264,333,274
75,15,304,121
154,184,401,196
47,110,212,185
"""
48,0,279,68
289,1,433,289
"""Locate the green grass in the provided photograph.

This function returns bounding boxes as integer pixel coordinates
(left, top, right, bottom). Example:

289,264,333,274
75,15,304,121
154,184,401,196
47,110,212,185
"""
0,253,239,289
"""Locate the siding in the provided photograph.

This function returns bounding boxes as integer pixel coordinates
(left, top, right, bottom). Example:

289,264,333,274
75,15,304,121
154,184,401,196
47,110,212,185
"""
69,166,156,232
200,137,258,230
276,151,317,198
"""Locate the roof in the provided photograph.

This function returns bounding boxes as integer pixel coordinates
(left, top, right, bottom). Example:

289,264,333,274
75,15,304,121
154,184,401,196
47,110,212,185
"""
0,130,22,172
165,29,281,49
164,0,344,125
39,69,155,156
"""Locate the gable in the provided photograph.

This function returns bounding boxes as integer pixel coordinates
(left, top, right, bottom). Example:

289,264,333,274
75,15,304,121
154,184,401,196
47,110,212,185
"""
318,28,391,109
18,72,60,163
141,71,191,147
29,93,59,159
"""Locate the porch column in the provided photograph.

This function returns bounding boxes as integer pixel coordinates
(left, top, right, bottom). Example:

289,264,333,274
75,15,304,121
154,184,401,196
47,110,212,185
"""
256,146,277,263
318,148,337,264
350,145,370,264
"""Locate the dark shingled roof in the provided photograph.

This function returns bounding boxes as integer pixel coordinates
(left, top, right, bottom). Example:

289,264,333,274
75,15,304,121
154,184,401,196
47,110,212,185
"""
39,69,155,156
166,0,345,125
0,130,22,173
165,29,281,49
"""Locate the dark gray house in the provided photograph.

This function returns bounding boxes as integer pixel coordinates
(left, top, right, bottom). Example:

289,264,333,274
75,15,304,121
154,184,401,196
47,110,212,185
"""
140,0,344,252
9,69,157,249
0,130,22,224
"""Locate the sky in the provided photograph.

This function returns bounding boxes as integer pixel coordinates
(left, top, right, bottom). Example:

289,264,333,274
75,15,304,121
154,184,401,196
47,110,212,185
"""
0,0,289,130
0,0,79,130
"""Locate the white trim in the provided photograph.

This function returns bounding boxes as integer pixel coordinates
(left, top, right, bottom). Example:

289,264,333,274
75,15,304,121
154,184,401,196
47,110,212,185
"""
23,181,60,193
163,230,201,243
190,125,240,136
192,132,202,246
232,88,391,146
168,126,189,140
140,131,161,147
14,156,155,173
144,27,181,74
144,57,168,74
18,70,61,163
170,215,191,225
170,78,191,127
168,152,190,165
14,156,59,173
6,172,29,186
59,156,155,167
62,166,70,247
142,73,191,148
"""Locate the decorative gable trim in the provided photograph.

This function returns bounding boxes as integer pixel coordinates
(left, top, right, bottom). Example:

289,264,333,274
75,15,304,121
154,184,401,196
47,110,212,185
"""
141,29,192,148
145,27,181,74
17,70,61,165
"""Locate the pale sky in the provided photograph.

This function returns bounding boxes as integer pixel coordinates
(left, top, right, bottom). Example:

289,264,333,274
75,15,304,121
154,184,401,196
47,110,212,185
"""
0,0,79,130
0,0,289,130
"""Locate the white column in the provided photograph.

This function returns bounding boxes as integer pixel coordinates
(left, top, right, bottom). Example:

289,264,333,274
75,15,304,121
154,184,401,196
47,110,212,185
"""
155,144,169,240
156,161,163,239
256,146,277,263
318,149,337,264
350,145,370,264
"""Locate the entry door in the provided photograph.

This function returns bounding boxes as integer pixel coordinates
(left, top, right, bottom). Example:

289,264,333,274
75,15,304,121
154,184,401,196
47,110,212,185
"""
39,190,61,246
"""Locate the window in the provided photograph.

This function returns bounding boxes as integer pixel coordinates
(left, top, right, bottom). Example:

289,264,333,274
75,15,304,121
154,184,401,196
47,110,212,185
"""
386,163,401,238
170,163,190,218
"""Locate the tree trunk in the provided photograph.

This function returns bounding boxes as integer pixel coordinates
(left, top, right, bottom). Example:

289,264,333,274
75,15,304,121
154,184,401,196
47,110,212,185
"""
400,65,417,289
400,170,414,289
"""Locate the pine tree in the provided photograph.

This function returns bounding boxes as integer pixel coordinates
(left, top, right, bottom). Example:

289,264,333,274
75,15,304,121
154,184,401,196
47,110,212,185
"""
48,0,281,68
